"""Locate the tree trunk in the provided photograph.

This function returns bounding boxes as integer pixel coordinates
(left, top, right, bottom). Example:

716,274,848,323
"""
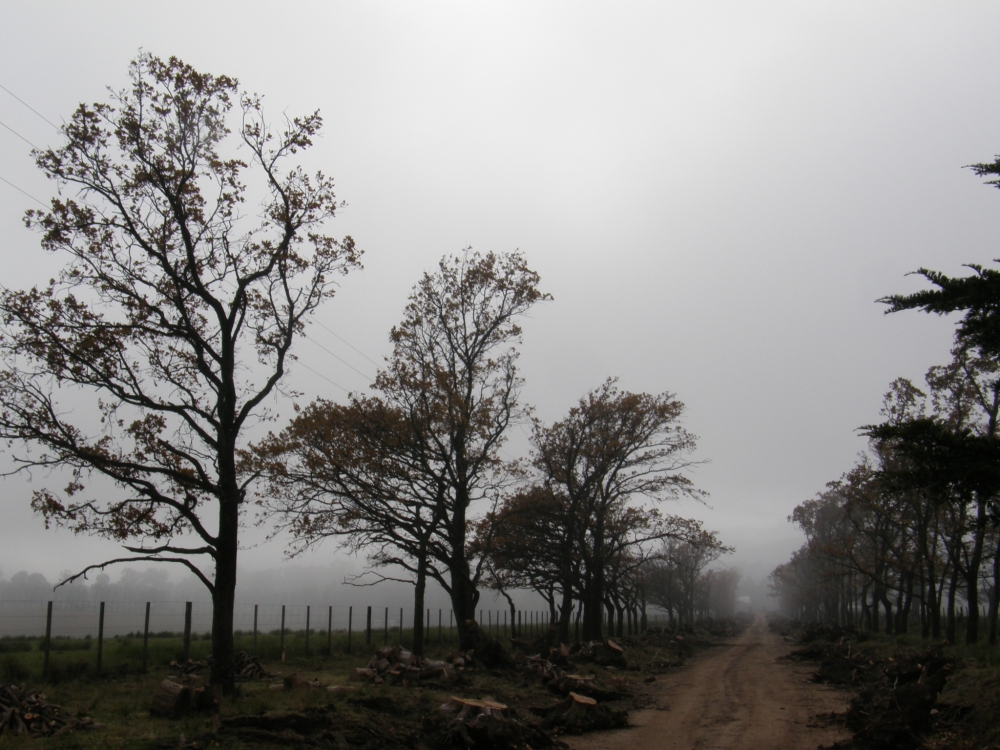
946,567,959,644
557,587,574,642
412,549,427,656
988,536,1000,646
582,573,605,641
499,589,516,643
210,496,239,695
964,495,988,644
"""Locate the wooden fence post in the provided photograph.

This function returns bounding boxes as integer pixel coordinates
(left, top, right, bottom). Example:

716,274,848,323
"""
142,601,151,672
280,605,286,658
253,604,258,655
96,601,105,674
42,601,52,680
327,606,333,655
182,602,192,661
438,609,442,643
348,606,353,653
365,606,372,646
305,605,311,654
383,607,388,645
400,607,404,645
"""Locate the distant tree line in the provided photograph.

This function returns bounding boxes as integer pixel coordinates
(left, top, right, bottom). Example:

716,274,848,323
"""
771,157,1000,646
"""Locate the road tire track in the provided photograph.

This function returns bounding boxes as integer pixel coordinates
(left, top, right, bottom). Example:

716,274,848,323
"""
567,614,849,750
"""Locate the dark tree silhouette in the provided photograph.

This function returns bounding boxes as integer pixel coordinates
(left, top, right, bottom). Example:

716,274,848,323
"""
0,54,359,692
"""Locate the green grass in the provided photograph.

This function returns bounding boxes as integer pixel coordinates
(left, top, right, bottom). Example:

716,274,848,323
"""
0,623,503,686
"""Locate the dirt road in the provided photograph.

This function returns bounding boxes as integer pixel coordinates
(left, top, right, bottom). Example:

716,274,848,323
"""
567,615,849,750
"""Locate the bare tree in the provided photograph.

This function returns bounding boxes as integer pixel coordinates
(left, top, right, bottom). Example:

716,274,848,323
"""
257,249,549,650
532,379,708,639
0,54,359,692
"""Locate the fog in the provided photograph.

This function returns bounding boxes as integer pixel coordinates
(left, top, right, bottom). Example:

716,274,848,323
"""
2,3,998,613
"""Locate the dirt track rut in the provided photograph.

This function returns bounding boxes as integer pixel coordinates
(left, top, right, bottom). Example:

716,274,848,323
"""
567,615,849,750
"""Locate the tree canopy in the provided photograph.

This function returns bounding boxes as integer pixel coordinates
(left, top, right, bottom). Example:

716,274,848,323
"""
0,53,359,690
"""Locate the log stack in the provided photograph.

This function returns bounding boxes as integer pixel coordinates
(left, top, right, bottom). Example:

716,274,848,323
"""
348,645,453,685
0,684,100,737
234,651,270,681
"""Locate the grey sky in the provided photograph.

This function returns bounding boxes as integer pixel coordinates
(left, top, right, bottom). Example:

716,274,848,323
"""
1,2,997,588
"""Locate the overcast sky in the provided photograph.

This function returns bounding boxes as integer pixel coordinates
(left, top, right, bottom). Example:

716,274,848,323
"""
2,2,999,592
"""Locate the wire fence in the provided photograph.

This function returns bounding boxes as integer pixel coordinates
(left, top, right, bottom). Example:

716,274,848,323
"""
0,599,562,642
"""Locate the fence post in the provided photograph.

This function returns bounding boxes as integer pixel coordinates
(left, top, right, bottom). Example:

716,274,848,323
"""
305,605,311,654
400,607,404,645
348,606,353,653
42,601,52,681
182,602,192,661
327,606,333,656
96,601,105,675
488,609,491,636
142,601,151,672
383,607,388,645
517,610,521,638
366,606,372,646
479,609,483,627
253,604,258,655
438,609,442,643
280,605,286,658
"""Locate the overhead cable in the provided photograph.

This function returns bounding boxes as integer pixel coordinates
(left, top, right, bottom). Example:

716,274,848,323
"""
0,83,60,131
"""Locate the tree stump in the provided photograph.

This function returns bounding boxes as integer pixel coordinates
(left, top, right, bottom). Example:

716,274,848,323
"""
150,680,191,718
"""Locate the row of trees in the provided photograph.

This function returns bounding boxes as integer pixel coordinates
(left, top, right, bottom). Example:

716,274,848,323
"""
771,157,1000,646
0,54,728,692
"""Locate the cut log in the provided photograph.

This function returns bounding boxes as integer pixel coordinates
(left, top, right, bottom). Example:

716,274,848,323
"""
150,679,191,719
439,696,508,722
282,673,322,690
348,667,383,684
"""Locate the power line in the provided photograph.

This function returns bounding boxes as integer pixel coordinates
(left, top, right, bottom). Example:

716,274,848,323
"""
0,175,46,207
0,83,60,131
312,318,382,368
295,359,349,394
304,336,374,383
0,119,38,149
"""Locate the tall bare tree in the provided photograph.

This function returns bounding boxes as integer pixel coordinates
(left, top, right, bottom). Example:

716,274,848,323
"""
257,249,549,651
0,54,359,691
532,379,707,639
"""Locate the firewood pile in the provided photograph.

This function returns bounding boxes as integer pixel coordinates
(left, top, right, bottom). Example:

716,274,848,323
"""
234,651,270,680
521,654,629,701
169,658,208,675
0,684,100,737
170,652,269,681
429,696,559,749
569,638,628,669
349,645,453,685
